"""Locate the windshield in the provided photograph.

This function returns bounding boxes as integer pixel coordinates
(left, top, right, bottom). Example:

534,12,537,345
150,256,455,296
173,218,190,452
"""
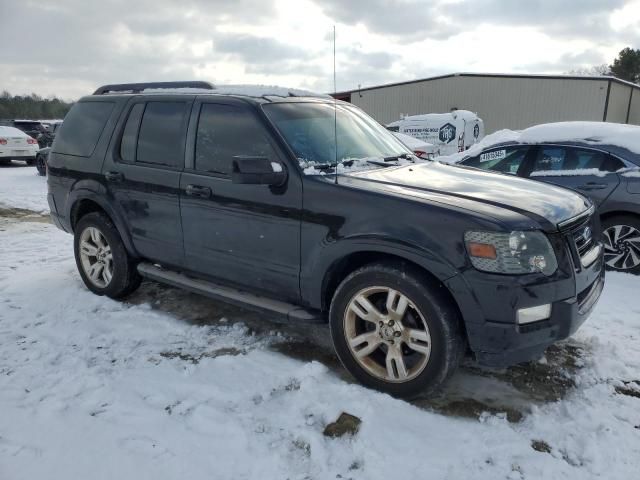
263,102,414,173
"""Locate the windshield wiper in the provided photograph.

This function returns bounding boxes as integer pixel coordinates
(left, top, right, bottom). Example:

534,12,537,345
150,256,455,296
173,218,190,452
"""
382,153,415,162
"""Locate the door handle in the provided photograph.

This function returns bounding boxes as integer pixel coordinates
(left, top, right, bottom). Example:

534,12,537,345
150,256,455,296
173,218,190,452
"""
105,171,124,182
578,182,608,190
185,184,212,198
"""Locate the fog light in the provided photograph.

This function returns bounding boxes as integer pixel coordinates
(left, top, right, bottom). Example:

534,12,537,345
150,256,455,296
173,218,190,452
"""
517,304,551,324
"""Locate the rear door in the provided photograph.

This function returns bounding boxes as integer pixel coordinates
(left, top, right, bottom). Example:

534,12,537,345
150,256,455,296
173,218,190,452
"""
102,96,193,268
179,98,302,301
523,145,622,206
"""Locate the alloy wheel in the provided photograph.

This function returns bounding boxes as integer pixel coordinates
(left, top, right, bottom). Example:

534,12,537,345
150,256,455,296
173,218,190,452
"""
603,224,640,270
79,226,113,288
343,286,432,383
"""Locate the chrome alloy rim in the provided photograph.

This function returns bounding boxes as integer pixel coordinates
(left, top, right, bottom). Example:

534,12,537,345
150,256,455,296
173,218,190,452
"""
603,224,640,270
343,286,432,383
79,227,113,288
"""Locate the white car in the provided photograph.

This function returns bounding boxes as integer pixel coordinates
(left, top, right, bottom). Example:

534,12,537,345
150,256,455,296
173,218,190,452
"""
0,126,39,165
392,131,439,159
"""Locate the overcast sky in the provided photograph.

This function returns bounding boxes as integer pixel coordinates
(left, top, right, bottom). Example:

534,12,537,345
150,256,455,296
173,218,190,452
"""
1,0,639,100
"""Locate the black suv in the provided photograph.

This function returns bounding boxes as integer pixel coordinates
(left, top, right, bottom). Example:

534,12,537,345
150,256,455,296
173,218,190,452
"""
47,82,604,397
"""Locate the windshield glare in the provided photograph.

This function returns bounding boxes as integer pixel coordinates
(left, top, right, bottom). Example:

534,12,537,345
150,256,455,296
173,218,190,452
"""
263,102,413,171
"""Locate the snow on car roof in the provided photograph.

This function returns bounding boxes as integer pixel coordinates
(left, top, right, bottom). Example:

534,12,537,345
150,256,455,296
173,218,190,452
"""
438,121,640,164
142,84,331,99
0,126,29,137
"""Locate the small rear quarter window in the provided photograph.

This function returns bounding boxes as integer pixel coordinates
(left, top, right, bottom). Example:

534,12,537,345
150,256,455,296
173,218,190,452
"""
54,101,114,157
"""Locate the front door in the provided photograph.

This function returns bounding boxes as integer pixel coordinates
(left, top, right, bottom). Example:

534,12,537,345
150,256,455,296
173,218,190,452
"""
102,97,193,267
179,99,302,301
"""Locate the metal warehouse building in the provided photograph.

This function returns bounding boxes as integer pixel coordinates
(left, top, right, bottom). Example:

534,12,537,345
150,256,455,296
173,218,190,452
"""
333,73,640,133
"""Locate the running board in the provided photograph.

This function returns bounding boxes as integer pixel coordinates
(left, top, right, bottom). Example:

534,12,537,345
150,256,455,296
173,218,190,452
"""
137,263,323,324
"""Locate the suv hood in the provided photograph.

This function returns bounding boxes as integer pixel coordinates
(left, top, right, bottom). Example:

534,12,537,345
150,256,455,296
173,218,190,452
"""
344,162,591,231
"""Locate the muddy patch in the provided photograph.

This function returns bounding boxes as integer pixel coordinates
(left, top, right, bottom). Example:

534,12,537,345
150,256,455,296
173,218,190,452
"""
128,279,587,420
159,346,245,364
0,207,50,223
615,381,640,399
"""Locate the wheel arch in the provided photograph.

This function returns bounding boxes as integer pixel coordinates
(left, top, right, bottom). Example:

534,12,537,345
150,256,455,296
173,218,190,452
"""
319,249,468,343
68,192,138,258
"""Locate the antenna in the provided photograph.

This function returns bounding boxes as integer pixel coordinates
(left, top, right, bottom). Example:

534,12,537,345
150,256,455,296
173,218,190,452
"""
333,25,338,184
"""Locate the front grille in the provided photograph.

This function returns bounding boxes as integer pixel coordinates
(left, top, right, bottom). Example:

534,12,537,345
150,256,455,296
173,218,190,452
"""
568,216,599,269
573,225,594,257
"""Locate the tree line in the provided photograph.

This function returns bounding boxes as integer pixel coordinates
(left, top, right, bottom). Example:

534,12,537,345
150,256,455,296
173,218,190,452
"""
567,47,640,84
0,91,73,120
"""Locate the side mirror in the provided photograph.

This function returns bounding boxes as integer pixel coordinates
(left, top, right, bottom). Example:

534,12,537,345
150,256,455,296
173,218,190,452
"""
231,156,287,186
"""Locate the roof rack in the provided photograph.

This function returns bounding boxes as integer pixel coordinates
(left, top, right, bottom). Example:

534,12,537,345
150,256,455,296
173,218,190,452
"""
93,81,215,95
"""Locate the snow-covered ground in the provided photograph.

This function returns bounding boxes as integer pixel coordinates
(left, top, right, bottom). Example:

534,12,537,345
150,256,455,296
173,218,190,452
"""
1,165,639,479
0,164,49,213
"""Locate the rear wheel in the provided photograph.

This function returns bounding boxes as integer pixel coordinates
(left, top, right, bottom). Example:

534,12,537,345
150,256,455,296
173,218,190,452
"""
602,215,640,274
74,212,141,298
329,262,464,398
26,158,36,166
35,153,47,176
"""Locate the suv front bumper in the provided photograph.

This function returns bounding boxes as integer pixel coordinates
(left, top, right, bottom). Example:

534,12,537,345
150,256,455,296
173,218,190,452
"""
445,244,604,368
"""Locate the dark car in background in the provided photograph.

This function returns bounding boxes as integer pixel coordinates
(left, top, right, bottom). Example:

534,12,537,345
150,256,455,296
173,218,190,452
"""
457,122,640,274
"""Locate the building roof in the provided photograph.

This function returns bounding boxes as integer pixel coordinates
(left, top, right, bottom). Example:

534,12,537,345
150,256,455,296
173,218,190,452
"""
333,72,640,96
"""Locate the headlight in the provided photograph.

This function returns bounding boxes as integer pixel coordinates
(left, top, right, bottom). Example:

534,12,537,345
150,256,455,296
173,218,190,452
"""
464,231,558,275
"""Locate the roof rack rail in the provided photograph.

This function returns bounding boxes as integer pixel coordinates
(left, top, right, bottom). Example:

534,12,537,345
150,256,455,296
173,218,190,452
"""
93,81,215,95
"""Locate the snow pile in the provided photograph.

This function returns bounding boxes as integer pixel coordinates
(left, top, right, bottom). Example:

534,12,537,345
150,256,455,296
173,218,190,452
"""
530,168,610,178
144,84,331,99
0,166,49,213
301,157,416,175
520,122,640,153
214,84,331,99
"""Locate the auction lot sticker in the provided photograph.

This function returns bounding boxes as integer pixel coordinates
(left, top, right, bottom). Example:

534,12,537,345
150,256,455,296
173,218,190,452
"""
480,150,506,162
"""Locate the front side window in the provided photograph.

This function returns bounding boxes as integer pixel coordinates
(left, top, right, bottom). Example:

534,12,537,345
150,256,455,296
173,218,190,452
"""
263,102,412,173
195,103,277,175
136,102,188,168
463,147,529,174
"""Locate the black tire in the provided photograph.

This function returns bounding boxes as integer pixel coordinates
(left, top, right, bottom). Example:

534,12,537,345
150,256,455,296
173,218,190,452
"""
602,215,640,275
329,262,464,398
35,154,47,176
26,158,36,166
74,212,141,298
0,159,11,166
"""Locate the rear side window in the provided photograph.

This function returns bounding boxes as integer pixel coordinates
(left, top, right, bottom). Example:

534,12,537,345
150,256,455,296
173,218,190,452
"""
530,147,567,172
136,102,188,168
119,103,144,162
54,101,114,157
463,147,529,174
195,103,277,175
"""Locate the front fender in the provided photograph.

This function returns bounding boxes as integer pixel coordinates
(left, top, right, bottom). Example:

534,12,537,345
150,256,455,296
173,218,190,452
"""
301,234,460,310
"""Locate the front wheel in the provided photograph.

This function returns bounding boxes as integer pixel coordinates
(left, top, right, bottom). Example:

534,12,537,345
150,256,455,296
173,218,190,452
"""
329,262,464,398
602,215,640,274
74,212,141,298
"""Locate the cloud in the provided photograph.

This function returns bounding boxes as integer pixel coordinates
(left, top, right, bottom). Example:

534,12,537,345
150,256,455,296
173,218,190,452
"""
0,0,637,100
